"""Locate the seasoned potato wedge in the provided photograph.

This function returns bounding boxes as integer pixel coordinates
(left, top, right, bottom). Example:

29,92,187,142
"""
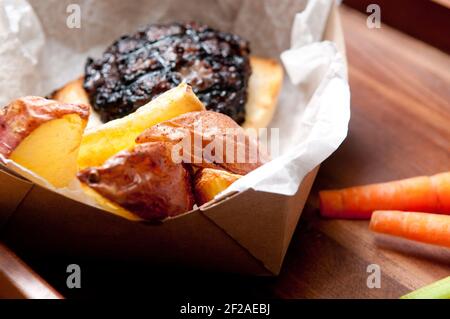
194,168,242,206
77,83,205,169
78,142,195,221
0,97,89,187
136,111,269,175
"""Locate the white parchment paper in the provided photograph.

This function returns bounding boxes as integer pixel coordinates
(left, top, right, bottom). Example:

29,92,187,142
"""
0,0,350,210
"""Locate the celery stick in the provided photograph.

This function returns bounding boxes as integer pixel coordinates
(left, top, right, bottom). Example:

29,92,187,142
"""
401,276,450,299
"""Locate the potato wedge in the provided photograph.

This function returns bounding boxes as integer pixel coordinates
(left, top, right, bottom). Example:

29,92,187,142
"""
50,77,91,107
137,111,269,175
194,168,242,206
77,83,205,169
51,56,282,134
0,97,89,187
50,77,103,129
80,184,143,221
78,142,195,221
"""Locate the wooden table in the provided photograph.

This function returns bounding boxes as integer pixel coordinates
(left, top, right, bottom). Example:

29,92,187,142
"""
0,243,60,299
281,5,450,298
1,5,449,299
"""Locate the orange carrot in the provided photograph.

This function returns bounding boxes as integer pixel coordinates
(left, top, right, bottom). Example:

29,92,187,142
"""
369,210,450,248
319,172,450,219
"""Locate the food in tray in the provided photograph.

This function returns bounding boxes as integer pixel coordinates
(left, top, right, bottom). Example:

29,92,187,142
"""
244,56,283,130
78,110,268,220
194,168,241,206
77,83,204,169
0,97,89,187
1,22,281,221
83,22,251,124
50,22,283,130
49,77,90,107
78,142,195,220
370,210,450,248
135,110,269,175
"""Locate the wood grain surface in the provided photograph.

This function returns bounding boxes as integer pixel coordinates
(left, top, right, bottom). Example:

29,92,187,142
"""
283,5,450,298
1,5,449,299
344,0,450,54
0,243,61,299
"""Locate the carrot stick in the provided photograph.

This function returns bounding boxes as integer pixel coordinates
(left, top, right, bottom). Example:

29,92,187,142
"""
319,172,450,219
401,276,450,299
369,210,450,248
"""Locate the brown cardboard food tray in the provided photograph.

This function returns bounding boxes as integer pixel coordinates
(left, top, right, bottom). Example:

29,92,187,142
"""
0,4,345,276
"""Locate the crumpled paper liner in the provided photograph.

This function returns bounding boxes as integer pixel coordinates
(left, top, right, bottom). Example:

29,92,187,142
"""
0,0,349,212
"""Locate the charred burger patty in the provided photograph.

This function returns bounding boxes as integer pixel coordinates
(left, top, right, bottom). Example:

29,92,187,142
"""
84,22,251,123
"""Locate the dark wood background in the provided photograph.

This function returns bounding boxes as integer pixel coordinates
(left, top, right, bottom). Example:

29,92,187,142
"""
344,0,450,54
1,5,449,299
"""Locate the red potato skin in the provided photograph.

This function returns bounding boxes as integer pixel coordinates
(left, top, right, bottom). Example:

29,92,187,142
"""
136,111,270,175
319,172,450,219
0,96,90,158
78,142,195,221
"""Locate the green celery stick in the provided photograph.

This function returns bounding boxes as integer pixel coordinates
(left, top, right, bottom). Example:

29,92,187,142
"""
401,276,450,299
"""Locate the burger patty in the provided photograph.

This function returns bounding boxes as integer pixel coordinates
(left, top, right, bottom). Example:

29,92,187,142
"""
83,22,251,123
